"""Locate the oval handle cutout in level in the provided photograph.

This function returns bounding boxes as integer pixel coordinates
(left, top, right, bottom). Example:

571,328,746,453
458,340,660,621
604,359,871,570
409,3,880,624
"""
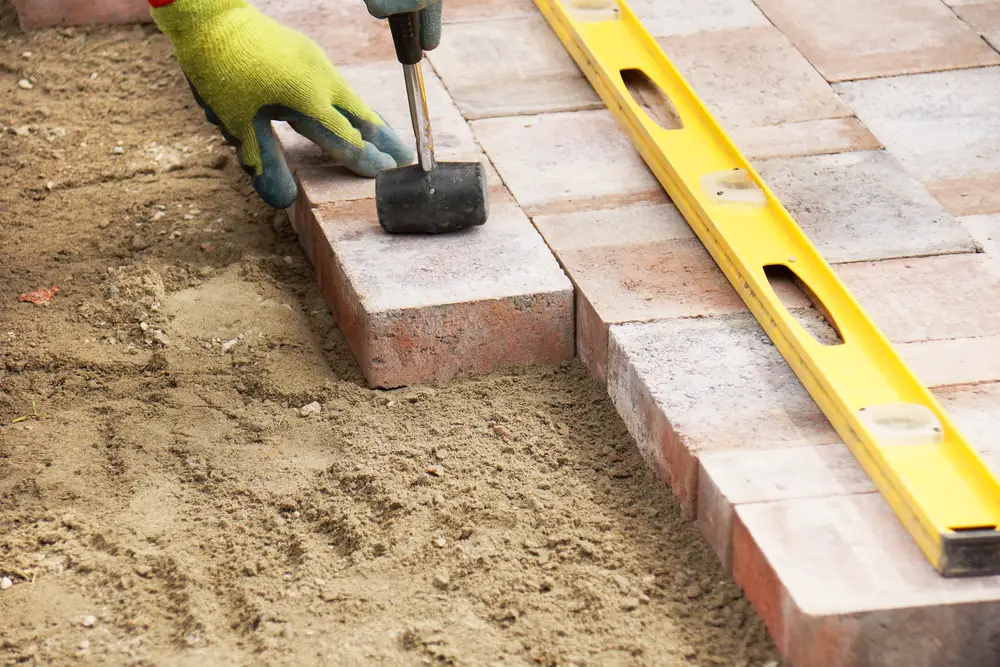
763,264,844,346
620,69,683,131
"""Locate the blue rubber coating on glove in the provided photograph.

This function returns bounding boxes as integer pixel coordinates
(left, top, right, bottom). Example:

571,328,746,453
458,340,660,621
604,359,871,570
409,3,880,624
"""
187,79,414,209
364,0,443,50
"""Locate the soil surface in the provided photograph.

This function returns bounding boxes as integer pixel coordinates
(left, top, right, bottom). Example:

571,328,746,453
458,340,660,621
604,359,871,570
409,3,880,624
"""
0,6,781,666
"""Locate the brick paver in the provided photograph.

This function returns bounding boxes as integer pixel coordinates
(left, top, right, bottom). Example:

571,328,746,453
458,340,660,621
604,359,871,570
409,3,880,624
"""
953,2,1000,49
700,382,1000,573
753,0,1000,82
13,0,150,29
836,68,1000,216
253,0,396,66
734,491,1000,667
628,0,769,37
606,253,1000,513
427,14,602,119
728,118,883,161
657,25,852,130
307,191,573,388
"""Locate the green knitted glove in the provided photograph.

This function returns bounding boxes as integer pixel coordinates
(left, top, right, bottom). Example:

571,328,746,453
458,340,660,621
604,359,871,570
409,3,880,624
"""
150,0,414,209
363,0,443,50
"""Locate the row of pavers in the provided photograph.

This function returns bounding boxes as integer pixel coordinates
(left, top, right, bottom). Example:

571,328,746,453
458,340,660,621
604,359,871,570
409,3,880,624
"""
272,2,1000,665
15,0,1000,664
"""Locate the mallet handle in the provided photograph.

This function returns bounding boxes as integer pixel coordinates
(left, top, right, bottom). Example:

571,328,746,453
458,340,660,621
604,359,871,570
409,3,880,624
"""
388,12,423,66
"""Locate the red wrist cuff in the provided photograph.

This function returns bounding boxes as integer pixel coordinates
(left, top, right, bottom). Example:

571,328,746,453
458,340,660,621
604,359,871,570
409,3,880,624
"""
149,0,178,7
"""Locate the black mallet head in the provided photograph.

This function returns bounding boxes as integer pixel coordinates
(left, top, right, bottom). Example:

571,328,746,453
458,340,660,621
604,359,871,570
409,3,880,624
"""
375,160,489,235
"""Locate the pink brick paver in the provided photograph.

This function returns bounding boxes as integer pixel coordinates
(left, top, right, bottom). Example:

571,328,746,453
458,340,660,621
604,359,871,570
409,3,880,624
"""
442,0,536,23
657,25,852,130
727,118,883,161
252,0,396,66
12,0,151,29
733,493,1000,667
953,2,1000,50
960,215,1000,264
837,68,1000,217
605,250,1000,513
699,382,1000,573
306,190,574,389
427,14,602,120
531,148,977,378
628,0,769,37
472,110,662,215
753,0,1000,82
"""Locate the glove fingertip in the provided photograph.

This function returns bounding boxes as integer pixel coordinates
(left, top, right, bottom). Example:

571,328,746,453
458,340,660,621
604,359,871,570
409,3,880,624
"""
351,143,400,178
420,3,443,50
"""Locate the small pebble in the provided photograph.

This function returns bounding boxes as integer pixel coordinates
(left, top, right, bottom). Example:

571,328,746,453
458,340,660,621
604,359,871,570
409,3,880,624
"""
612,574,630,592
78,640,90,650
426,465,444,477
220,339,238,354
621,597,640,611
17,79,33,90
82,615,97,627
0,577,12,590
685,584,702,600
299,402,321,418
112,146,124,155
432,570,450,591
434,536,446,548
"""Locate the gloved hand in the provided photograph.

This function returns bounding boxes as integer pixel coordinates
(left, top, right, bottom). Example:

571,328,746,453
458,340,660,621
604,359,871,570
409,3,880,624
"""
362,0,443,51
149,0,415,210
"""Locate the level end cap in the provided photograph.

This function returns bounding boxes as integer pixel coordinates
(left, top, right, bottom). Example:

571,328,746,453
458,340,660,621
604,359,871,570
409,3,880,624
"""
939,528,1000,578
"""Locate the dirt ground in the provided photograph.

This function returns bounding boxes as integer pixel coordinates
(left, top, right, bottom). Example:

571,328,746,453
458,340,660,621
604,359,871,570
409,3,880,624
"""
0,6,782,666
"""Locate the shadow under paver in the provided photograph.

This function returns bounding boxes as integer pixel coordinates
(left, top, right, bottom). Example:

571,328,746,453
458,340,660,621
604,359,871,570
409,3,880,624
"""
836,68,1000,216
